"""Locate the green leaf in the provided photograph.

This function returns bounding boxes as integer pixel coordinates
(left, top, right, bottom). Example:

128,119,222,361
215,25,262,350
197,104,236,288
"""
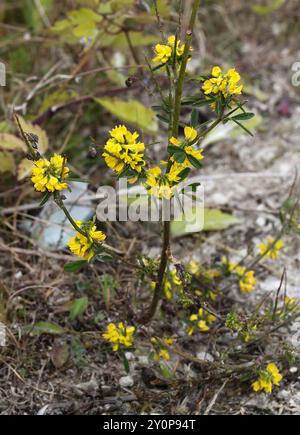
40,192,52,207
30,322,64,336
177,168,191,181
171,208,240,237
156,114,170,124
97,254,113,262
69,297,89,321
95,98,158,133
173,152,187,164
252,0,286,15
159,362,173,380
167,146,181,155
191,109,199,127
231,112,255,121
64,261,87,273
186,154,203,169
232,119,254,137
52,8,102,41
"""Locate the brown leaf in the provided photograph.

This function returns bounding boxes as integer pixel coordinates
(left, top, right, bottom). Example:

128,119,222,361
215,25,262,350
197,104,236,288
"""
0,133,27,152
50,342,69,369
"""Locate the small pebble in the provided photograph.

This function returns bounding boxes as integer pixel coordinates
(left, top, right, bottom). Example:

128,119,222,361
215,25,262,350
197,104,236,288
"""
119,375,134,388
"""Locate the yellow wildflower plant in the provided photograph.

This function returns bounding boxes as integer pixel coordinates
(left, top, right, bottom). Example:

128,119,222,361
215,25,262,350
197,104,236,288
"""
68,220,106,262
102,322,135,352
102,125,145,178
226,312,258,343
152,35,186,66
151,336,174,361
202,66,243,98
187,308,216,336
259,238,284,260
252,363,283,394
31,154,69,193
152,268,182,300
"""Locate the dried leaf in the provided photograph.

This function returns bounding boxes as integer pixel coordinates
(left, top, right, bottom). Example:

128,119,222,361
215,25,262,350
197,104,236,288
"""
51,342,69,369
16,116,49,154
95,98,158,133
0,152,16,174
0,133,27,152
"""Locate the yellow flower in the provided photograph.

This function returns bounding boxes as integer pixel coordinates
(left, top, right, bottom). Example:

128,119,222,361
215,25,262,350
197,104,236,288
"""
145,166,179,199
170,127,204,167
222,258,256,294
259,238,284,260
202,66,243,98
239,270,256,294
152,35,186,65
187,307,216,335
31,154,69,193
151,336,174,361
68,220,106,261
103,125,145,177
102,322,135,352
162,269,182,300
198,320,210,332
184,126,198,142
154,349,170,361
152,44,172,64
167,35,185,57
187,260,199,275
252,363,283,394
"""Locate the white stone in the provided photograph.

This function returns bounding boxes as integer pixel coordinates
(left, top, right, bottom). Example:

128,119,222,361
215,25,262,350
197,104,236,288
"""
119,375,134,388
196,352,214,362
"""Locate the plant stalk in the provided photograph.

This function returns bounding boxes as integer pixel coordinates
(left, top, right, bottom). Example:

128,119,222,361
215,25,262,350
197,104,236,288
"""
140,0,201,324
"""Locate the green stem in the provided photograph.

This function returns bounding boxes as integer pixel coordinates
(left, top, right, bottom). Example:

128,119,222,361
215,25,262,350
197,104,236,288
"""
172,0,201,140
140,0,201,325
54,193,88,239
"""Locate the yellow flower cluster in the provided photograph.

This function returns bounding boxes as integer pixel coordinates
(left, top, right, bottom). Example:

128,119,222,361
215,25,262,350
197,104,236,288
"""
68,220,106,261
145,166,175,199
202,66,243,98
151,337,174,361
164,269,182,300
145,127,204,199
226,312,258,343
153,35,185,65
259,238,284,260
102,322,135,352
103,125,145,177
239,270,256,294
187,308,216,336
252,363,283,394
31,154,69,193
152,269,182,300
145,164,186,199
223,258,256,294
170,127,204,166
